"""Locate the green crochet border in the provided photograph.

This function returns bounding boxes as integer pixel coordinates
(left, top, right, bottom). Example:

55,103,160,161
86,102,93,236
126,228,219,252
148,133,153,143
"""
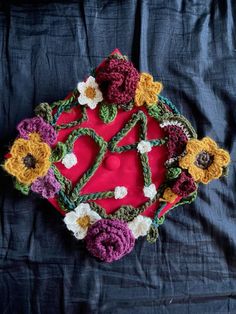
35,88,197,243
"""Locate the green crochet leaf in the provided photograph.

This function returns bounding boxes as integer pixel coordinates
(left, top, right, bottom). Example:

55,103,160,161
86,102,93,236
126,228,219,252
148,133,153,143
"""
118,99,134,111
166,167,182,180
147,224,159,243
173,190,198,208
147,102,172,121
222,166,229,177
50,142,68,162
34,102,53,123
99,102,117,124
14,180,30,195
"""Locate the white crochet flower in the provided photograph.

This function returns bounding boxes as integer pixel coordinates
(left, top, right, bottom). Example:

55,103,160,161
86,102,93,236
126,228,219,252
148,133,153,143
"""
143,183,157,200
137,140,152,154
114,186,128,199
64,203,101,240
62,153,77,169
77,76,103,109
128,215,152,239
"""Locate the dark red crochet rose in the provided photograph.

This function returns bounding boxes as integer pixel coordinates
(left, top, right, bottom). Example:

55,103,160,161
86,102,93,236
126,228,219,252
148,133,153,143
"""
172,171,196,198
95,58,139,104
163,125,188,159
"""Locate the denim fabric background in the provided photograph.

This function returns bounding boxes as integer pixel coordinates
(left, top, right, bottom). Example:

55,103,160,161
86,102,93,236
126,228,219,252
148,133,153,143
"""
0,1,236,313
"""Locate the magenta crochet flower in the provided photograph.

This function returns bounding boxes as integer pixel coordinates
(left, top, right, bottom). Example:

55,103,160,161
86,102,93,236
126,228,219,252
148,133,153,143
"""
96,58,139,104
31,169,61,199
17,116,57,146
85,219,135,263
172,171,196,197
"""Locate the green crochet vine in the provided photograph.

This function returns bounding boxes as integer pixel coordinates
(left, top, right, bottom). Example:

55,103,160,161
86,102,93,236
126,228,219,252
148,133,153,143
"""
43,87,199,238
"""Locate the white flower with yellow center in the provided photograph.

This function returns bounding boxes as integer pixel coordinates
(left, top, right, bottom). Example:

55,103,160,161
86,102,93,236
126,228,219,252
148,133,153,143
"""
64,203,101,239
128,215,152,238
77,76,103,109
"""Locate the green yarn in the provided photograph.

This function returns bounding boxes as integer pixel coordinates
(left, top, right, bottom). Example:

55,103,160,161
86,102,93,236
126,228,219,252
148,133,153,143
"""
108,53,128,61
90,184,166,222
152,202,166,226
166,167,182,180
156,215,165,225
163,115,197,139
140,153,152,187
147,102,173,121
51,165,72,194
78,191,114,202
112,206,141,222
118,99,134,111
146,224,159,243
40,86,198,234
99,102,117,124
50,90,88,130
106,138,166,153
171,189,198,210
108,111,147,152
56,106,87,131
222,166,229,177
34,102,53,123
89,202,108,219
57,196,71,212
57,190,74,211
150,189,198,227
63,128,107,202
108,111,152,190
158,95,180,115
50,142,67,162
14,180,30,195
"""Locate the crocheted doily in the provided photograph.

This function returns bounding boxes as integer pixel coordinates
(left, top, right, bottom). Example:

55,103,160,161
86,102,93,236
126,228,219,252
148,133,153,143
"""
3,49,230,263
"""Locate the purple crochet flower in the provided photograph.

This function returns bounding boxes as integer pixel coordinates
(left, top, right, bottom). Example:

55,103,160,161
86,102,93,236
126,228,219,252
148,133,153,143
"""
96,58,139,104
17,116,57,146
85,219,135,263
172,171,196,198
31,169,61,199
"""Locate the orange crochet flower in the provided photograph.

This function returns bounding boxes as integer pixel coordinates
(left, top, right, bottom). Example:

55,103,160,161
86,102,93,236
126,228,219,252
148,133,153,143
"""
160,187,178,203
179,137,230,184
4,133,51,185
134,73,163,107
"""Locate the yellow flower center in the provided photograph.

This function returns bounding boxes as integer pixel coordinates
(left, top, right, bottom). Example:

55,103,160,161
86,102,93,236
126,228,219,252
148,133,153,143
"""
76,215,91,228
84,86,96,99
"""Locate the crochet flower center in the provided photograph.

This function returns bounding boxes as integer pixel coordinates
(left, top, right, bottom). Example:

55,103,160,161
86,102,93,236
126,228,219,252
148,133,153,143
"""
76,215,91,228
23,153,37,169
195,151,214,169
84,86,96,99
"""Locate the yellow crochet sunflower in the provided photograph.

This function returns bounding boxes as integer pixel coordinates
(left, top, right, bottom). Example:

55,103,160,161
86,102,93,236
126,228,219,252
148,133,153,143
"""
179,137,230,184
134,73,163,107
4,133,51,185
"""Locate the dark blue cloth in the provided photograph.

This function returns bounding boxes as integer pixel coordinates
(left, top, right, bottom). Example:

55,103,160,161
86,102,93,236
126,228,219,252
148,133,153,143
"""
0,1,235,313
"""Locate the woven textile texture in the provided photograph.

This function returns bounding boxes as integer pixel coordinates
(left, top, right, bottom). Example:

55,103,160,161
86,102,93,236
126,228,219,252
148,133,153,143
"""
0,1,235,313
